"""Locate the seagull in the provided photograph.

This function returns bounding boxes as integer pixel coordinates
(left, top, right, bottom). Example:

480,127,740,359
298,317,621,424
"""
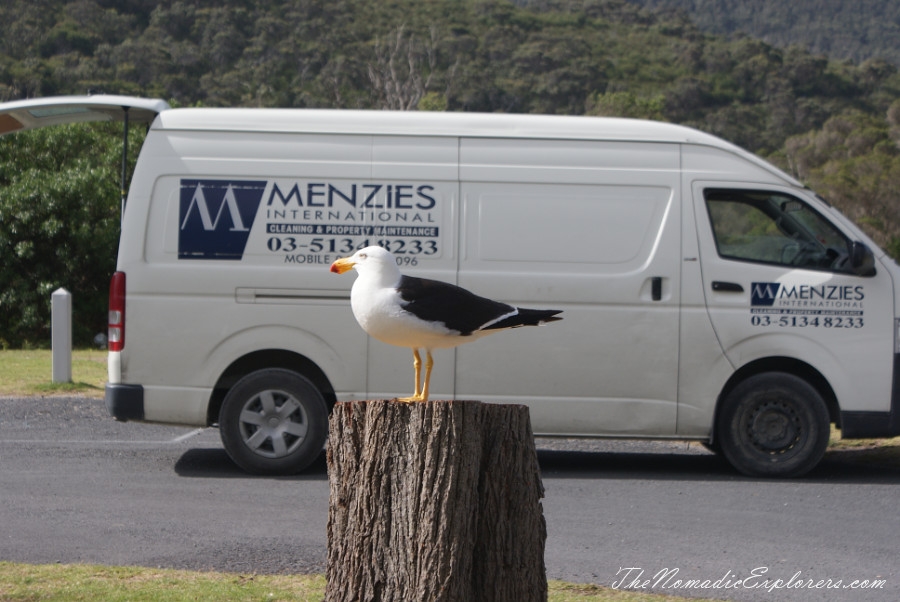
330,245,562,402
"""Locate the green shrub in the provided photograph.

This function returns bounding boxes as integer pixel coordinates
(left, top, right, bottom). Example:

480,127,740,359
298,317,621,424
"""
0,123,143,347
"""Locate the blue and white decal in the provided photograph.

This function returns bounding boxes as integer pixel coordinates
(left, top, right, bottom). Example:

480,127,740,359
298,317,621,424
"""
750,281,865,329
178,180,266,260
177,178,447,265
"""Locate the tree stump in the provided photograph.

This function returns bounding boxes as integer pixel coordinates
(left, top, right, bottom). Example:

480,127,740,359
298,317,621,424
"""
325,399,547,602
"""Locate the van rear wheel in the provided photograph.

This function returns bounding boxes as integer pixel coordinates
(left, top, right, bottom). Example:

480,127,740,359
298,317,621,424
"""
219,369,328,475
717,373,829,478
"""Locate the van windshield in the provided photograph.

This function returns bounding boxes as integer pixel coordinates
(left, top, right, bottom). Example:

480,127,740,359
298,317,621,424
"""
705,189,854,273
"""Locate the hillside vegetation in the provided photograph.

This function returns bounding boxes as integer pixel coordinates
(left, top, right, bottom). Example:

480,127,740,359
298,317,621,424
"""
1,0,899,346
621,0,900,67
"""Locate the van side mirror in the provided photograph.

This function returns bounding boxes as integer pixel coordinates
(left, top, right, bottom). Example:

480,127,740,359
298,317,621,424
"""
850,241,876,276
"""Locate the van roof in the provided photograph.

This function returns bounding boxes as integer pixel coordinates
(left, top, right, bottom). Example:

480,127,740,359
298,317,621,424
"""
154,107,802,187
155,106,724,143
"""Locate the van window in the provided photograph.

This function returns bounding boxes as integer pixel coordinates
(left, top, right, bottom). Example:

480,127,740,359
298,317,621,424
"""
704,189,854,273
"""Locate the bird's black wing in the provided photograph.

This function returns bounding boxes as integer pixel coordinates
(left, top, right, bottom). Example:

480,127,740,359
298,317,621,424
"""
484,307,563,330
396,275,516,335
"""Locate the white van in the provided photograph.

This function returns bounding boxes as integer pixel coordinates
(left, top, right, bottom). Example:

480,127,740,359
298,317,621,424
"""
3,95,899,477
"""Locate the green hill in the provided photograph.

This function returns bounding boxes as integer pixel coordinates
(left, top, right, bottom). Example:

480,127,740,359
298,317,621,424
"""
0,1,896,151
620,0,900,66
1,0,899,346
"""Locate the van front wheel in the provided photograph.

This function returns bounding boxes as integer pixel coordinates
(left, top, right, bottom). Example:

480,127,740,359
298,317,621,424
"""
219,369,328,475
717,373,829,478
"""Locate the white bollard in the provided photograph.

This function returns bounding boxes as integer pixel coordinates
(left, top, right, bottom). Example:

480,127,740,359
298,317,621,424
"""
51,288,72,383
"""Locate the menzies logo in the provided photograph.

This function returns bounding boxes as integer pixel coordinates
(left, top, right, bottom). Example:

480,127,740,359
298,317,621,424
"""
751,281,865,306
179,180,266,260
751,282,780,306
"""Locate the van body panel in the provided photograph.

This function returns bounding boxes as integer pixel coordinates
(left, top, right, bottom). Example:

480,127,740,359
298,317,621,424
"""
201,322,364,398
119,291,364,389
675,165,735,436
675,305,737,436
372,135,459,180
477,395,678,436
142,385,210,425
681,144,794,186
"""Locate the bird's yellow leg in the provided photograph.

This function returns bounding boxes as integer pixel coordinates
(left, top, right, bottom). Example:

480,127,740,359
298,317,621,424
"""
397,349,423,403
419,351,434,402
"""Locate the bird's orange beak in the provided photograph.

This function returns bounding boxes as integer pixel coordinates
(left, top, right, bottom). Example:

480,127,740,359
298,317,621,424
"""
330,256,355,274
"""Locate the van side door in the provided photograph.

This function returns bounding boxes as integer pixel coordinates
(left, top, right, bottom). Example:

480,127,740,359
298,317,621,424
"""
455,138,682,436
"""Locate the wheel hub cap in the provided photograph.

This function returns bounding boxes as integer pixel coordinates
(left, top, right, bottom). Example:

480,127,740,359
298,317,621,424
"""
238,390,309,459
749,401,801,453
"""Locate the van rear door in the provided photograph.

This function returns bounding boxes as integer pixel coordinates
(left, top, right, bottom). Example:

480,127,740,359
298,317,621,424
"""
1,94,170,217
0,95,169,136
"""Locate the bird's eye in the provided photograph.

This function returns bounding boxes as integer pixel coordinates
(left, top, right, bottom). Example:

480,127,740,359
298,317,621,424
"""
358,253,367,259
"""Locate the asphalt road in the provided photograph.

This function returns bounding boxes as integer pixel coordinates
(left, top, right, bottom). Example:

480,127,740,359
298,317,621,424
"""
0,396,897,602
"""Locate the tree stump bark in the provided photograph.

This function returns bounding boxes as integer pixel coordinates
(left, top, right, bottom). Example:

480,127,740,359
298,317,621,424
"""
325,399,547,602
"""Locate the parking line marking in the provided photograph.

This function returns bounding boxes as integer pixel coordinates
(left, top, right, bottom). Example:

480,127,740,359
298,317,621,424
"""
0,428,210,445
169,428,206,443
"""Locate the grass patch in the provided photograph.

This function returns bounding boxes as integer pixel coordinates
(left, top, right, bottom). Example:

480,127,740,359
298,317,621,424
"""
827,424,900,465
0,562,327,602
0,349,106,398
548,580,713,601
0,563,719,602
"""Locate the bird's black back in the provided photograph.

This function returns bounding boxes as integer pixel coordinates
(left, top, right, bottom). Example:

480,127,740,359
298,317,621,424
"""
396,275,562,335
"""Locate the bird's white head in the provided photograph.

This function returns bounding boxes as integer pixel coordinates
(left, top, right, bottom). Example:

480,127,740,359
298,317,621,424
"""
329,245,400,279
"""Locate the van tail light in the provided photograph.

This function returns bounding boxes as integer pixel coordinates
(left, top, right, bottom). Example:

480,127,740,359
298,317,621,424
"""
108,271,126,352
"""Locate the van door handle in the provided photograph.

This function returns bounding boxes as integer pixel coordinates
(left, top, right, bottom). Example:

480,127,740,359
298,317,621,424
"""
651,276,662,301
712,281,744,293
